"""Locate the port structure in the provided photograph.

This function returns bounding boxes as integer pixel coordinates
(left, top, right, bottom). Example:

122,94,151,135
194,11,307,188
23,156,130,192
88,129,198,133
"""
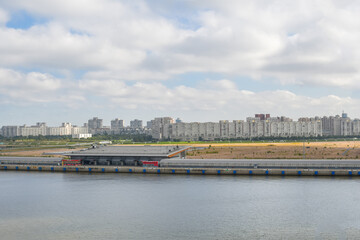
64,145,190,166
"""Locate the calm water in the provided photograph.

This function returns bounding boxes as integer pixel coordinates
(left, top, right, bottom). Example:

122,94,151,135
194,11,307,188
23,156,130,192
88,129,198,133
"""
1,172,360,239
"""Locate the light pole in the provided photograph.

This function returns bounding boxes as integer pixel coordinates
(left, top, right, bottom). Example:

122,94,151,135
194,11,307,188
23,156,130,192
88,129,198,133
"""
302,124,306,160
303,141,305,160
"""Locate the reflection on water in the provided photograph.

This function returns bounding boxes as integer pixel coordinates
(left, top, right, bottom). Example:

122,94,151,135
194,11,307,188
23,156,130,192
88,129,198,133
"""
1,171,360,240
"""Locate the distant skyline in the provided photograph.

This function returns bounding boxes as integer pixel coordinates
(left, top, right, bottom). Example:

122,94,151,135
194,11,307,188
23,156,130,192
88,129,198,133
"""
1,0,360,126
0,112,355,128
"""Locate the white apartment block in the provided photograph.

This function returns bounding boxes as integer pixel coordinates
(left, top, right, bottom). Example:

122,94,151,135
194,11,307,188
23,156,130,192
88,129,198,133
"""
1,126,20,137
20,122,47,137
1,122,88,137
72,133,92,139
71,125,89,135
150,116,324,141
48,122,72,136
1,113,359,140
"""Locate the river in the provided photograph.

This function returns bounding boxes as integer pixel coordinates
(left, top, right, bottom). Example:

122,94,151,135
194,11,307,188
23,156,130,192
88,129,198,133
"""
0,171,360,239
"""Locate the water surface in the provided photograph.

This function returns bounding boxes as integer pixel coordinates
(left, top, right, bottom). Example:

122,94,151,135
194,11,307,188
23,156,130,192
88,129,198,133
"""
1,171,360,239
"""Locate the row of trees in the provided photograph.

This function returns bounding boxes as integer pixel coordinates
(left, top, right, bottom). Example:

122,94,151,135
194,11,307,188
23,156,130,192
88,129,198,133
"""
1,134,359,144
0,134,153,143
168,135,360,142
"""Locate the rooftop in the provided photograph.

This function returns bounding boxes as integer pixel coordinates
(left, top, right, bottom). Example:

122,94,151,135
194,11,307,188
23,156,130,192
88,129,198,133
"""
65,145,190,157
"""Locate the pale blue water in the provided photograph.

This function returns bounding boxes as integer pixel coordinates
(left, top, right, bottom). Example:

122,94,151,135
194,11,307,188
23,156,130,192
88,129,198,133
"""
1,171,360,239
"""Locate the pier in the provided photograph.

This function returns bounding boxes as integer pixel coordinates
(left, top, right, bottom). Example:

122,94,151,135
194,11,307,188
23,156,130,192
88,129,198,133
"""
1,164,359,177
1,156,360,177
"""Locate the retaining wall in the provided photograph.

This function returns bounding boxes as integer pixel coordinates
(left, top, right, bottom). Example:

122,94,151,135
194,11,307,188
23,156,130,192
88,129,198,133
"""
1,165,359,177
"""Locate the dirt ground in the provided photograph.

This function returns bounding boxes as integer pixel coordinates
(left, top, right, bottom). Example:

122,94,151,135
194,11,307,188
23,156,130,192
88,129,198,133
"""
1,141,360,159
186,141,360,159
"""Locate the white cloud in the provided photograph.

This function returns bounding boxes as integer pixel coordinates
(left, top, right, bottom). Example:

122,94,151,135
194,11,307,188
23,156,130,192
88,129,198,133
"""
0,23,147,72
0,0,360,87
0,8,8,26
0,1,195,83
139,0,360,88
0,68,60,90
79,78,360,120
1,0,360,124
0,68,84,104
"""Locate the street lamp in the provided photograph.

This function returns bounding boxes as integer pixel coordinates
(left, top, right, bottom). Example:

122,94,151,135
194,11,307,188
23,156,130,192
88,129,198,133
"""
303,124,306,160
303,141,305,160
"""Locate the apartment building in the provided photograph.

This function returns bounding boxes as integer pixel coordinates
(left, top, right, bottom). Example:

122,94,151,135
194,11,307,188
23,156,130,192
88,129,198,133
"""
130,119,143,129
111,118,124,130
1,113,359,140
1,122,88,137
149,114,323,141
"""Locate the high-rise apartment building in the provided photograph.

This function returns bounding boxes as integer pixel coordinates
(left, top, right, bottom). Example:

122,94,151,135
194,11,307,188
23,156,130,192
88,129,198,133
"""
130,119,143,129
151,117,174,139
1,126,20,137
149,115,323,141
1,113,359,139
111,118,124,130
88,117,103,130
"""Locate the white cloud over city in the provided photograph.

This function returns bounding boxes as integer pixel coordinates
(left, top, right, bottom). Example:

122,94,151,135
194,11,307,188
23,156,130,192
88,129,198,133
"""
79,78,360,118
0,0,359,124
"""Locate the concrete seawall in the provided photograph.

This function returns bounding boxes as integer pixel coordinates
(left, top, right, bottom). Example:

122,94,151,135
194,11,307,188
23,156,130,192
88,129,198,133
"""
1,165,359,177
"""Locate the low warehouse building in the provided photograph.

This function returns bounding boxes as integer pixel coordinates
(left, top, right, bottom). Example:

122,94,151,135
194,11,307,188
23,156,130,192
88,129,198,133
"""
65,145,190,166
0,157,62,165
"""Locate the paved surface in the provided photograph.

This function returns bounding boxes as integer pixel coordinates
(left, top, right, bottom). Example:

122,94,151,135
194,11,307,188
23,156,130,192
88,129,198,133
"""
160,158,360,169
162,159,360,164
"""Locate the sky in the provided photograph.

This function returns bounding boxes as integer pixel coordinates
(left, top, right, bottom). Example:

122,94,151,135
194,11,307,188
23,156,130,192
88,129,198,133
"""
0,0,360,127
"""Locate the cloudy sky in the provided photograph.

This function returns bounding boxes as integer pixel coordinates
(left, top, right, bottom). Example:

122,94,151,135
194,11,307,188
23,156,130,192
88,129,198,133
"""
0,0,359,126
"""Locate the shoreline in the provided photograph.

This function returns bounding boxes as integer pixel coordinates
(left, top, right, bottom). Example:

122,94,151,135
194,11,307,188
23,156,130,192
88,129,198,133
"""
1,165,358,177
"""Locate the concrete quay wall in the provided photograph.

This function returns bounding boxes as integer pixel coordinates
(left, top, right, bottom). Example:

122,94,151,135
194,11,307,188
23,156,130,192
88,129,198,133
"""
1,165,359,177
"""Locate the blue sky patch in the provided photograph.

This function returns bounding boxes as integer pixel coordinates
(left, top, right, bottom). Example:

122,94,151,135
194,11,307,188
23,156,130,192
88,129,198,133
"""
6,10,48,29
